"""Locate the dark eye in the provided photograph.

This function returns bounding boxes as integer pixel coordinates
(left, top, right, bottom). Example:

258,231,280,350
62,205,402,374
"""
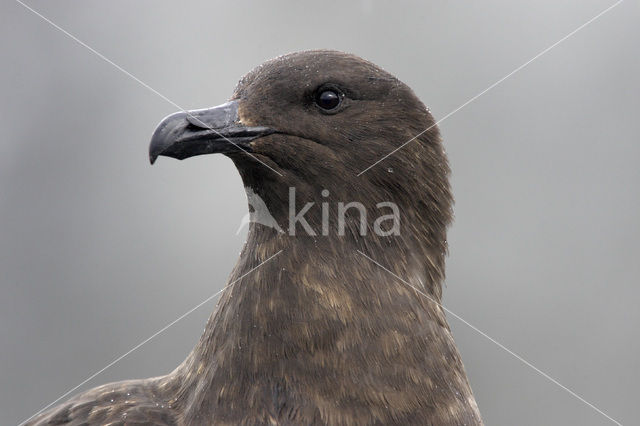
315,90,341,110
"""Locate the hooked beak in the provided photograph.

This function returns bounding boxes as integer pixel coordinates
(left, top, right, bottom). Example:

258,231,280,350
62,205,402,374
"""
149,100,275,164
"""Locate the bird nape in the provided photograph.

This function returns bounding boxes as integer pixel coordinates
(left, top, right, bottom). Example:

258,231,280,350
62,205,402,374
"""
29,50,483,425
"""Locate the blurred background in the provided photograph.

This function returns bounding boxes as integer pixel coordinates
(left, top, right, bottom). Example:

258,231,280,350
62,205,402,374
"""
1,1,638,425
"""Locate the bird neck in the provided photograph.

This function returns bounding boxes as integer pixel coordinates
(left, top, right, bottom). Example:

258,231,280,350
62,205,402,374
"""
170,225,472,421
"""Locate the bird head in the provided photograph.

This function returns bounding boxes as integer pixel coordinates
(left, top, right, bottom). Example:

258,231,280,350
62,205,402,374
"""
150,50,452,287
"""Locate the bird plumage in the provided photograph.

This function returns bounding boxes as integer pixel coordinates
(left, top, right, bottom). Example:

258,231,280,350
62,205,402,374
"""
29,50,482,425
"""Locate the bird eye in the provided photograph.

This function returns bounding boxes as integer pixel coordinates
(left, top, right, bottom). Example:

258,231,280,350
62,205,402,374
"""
315,90,341,111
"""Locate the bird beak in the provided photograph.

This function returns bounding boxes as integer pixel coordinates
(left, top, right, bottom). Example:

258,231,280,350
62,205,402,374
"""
149,100,275,164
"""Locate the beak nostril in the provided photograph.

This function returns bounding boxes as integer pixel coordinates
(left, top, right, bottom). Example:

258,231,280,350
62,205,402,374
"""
185,119,208,130
186,114,214,129
184,101,239,130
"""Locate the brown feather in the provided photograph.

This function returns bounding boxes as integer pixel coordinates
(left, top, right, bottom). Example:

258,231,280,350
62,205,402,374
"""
29,50,482,426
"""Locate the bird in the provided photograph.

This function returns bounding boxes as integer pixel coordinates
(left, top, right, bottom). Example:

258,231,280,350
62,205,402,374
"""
27,50,483,425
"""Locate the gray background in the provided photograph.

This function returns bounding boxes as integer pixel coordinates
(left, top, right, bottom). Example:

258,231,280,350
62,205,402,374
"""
1,1,638,425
